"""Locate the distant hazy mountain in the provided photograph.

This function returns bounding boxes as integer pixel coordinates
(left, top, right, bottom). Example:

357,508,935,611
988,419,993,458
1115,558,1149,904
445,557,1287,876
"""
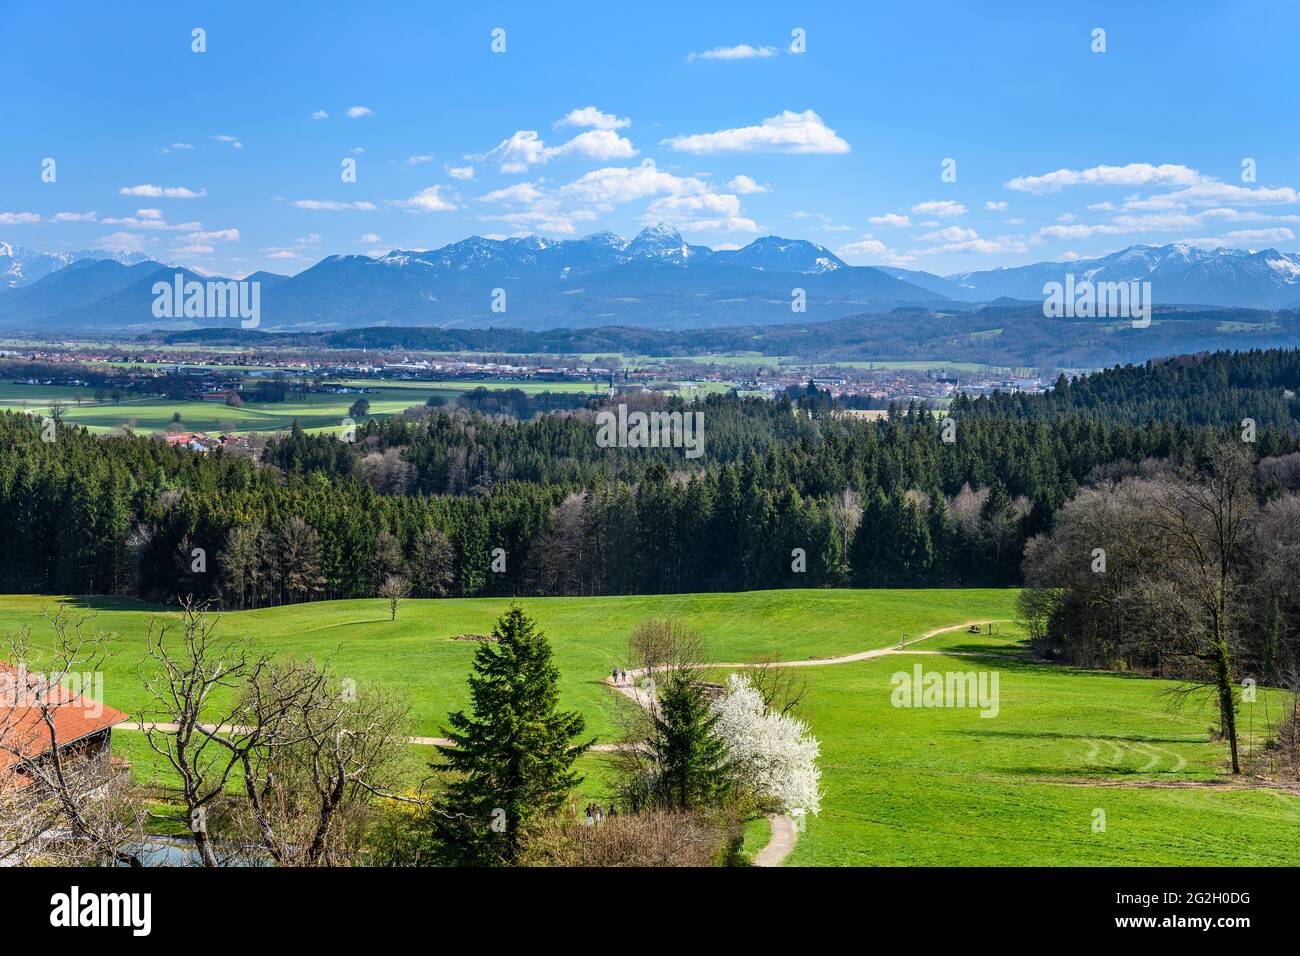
7,234,1300,334
889,243,1300,309
0,259,167,321
0,242,153,289
876,267,970,299
0,226,940,332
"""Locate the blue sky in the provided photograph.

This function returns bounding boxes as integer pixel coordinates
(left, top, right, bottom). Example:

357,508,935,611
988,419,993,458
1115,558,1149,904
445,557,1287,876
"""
3,0,1299,278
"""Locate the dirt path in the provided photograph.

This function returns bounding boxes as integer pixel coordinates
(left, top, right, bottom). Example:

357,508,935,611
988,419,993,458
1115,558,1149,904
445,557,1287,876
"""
604,618,1008,866
118,721,632,753
754,814,797,867
122,619,1007,867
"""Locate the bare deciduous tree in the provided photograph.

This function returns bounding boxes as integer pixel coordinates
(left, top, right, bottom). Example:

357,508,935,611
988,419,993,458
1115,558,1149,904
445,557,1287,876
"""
233,663,412,866
1145,443,1257,773
379,574,410,621
1,605,144,866
279,516,326,603
138,600,324,866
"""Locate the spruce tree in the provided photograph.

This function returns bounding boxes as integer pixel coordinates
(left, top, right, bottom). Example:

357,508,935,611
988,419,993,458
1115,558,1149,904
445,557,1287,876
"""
650,675,732,812
430,605,590,865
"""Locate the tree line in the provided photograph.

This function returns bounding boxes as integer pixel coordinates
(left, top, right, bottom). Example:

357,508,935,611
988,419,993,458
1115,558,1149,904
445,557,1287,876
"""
2,348,1299,607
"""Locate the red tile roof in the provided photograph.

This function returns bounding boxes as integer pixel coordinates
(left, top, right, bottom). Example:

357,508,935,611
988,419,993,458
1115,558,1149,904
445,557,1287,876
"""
0,661,129,774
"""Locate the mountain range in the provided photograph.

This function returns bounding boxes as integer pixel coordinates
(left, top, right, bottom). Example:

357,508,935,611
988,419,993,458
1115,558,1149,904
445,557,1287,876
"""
0,242,152,289
884,243,1300,309
3,230,1300,333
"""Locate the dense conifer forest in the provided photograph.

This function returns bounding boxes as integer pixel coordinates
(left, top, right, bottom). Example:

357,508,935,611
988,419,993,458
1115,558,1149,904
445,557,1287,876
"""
2,349,1297,608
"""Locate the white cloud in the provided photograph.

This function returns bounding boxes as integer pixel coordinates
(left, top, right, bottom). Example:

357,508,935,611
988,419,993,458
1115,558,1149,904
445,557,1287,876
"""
480,183,546,205
687,44,778,61
662,110,850,155
984,201,1008,211
389,186,457,212
555,106,631,131
552,129,638,162
346,106,374,118
446,164,475,180
187,228,240,242
913,226,1029,255
1034,200,1300,242
644,192,758,232
837,237,889,258
1005,162,1201,194
119,184,206,198
136,208,163,219
475,128,637,172
486,211,585,235
402,155,435,168
1185,227,1296,247
292,199,379,211
920,226,979,243
260,234,323,259
911,200,967,218
101,214,200,230
360,233,382,243
0,212,39,224
473,162,734,235
1168,181,1300,206
211,134,243,149
95,231,149,253
559,163,707,205
726,174,770,194
1037,222,1129,239
475,130,549,172
869,213,911,227
311,110,329,120
52,211,97,222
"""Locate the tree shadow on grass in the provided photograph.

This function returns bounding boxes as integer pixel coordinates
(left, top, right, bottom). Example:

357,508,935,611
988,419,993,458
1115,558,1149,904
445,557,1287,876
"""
957,728,1206,746
54,594,170,613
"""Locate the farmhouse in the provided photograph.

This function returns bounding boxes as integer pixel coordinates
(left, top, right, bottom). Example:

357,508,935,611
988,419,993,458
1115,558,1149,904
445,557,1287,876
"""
163,431,236,452
0,662,128,793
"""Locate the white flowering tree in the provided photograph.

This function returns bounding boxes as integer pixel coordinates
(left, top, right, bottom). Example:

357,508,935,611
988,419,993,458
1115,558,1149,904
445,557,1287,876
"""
710,673,822,816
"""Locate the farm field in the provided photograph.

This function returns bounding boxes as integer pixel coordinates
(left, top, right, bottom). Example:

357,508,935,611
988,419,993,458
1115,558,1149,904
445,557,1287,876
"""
0,378,610,435
2,588,1295,866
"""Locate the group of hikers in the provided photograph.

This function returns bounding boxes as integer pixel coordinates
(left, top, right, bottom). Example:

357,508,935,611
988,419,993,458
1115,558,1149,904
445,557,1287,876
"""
583,803,618,826
610,666,632,686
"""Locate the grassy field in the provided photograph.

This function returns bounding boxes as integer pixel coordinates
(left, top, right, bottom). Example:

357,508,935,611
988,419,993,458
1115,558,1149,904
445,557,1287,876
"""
0,378,609,435
778,626,1300,866
0,589,1019,742
2,587,1295,865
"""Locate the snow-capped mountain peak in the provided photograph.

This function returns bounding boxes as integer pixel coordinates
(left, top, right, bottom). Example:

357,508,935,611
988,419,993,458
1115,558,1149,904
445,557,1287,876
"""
625,223,694,260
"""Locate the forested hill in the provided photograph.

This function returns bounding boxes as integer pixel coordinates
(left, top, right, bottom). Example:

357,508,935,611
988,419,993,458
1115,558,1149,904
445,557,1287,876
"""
2,348,1299,608
956,348,1300,428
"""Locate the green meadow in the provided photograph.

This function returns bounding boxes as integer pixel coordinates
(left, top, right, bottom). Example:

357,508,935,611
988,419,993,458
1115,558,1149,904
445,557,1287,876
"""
0,378,608,435
1,588,1295,865
0,589,1019,742
780,630,1300,866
